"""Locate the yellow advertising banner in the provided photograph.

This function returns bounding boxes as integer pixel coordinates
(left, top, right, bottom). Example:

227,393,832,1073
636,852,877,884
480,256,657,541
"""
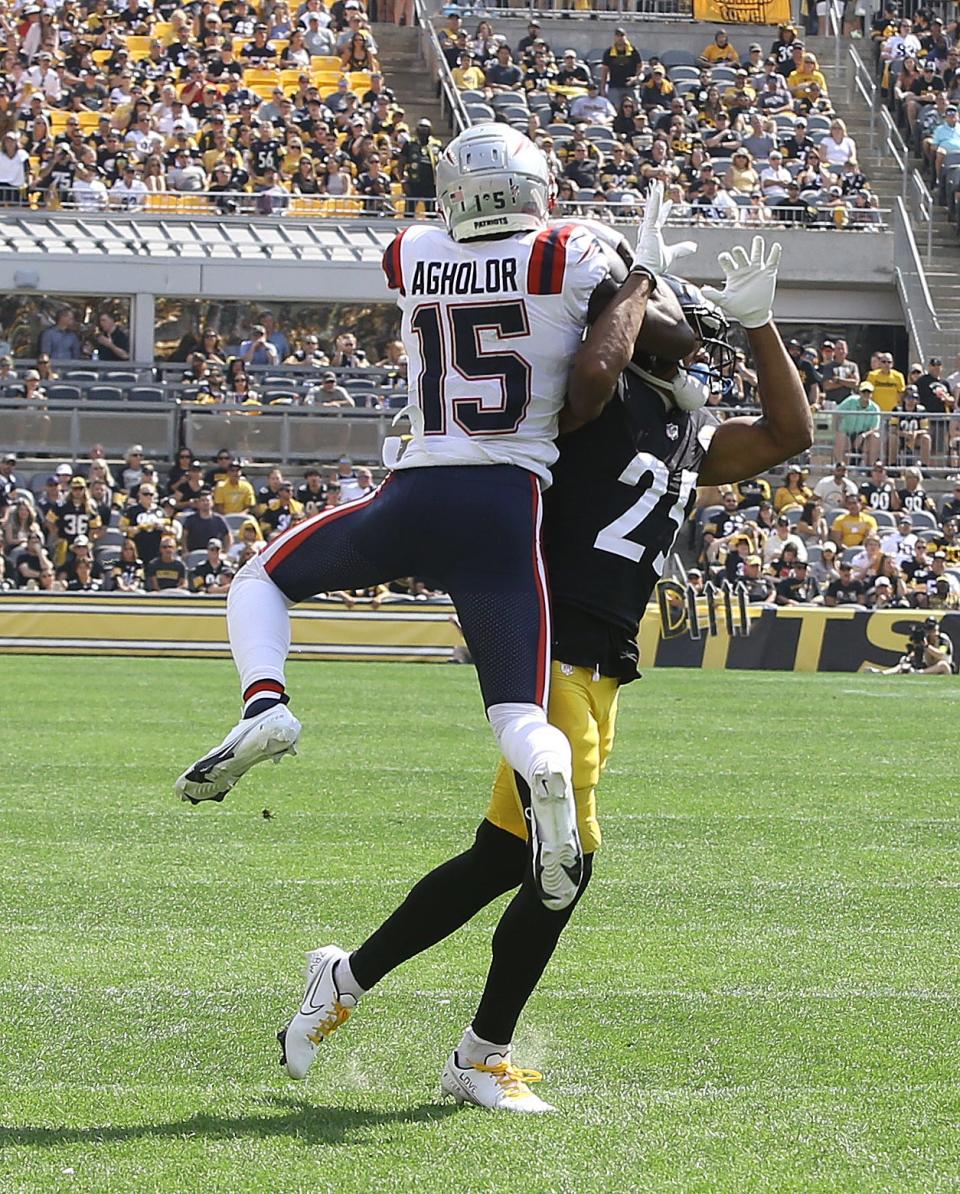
693,0,792,25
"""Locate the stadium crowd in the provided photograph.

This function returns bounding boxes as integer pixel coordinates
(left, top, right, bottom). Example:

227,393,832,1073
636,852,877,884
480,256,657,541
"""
870,6,960,224
0,0,440,213
0,310,409,407
445,16,881,228
0,445,449,600
697,453,960,612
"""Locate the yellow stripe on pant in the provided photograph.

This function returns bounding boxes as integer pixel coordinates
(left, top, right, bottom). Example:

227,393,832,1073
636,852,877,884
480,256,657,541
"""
486,661,620,855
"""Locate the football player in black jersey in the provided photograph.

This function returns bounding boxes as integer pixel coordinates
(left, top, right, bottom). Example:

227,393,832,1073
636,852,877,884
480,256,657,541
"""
283,222,812,1112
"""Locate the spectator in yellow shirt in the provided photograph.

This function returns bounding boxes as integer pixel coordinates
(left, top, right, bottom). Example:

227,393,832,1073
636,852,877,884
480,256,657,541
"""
773,463,813,512
451,51,485,91
831,493,879,547
787,53,828,100
866,352,906,412
700,28,739,66
213,460,257,515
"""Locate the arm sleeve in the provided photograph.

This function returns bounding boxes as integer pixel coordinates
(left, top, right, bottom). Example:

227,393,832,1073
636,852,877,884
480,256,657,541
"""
560,225,612,325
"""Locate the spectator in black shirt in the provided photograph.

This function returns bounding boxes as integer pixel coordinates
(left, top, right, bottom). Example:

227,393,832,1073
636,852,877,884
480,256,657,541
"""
824,562,866,606
563,143,599,189
145,535,187,591
786,339,822,404
775,559,820,604
183,491,232,551
190,537,234,594
297,467,329,515
557,50,592,89
92,312,129,362
241,24,277,63
600,28,642,110
780,117,815,161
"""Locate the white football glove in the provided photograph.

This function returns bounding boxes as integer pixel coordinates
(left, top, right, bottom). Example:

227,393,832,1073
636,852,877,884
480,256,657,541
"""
633,180,697,278
701,235,782,330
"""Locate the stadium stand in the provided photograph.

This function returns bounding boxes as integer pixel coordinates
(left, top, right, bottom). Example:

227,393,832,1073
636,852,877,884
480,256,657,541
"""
2,0,960,611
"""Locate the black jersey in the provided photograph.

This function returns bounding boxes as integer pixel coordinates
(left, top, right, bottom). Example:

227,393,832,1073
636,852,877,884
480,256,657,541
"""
544,372,716,677
859,480,896,511
898,486,930,514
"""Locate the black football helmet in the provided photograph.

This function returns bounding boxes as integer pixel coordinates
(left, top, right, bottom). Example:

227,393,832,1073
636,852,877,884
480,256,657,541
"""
660,273,737,381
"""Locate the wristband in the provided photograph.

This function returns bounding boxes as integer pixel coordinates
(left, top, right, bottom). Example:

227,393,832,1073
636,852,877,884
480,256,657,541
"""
628,264,658,291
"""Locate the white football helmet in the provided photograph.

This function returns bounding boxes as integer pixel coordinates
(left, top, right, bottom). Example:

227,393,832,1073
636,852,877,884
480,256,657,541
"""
436,125,552,243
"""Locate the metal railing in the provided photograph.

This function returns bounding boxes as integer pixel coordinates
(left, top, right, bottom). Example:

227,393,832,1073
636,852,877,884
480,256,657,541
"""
846,43,879,154
416,0,468,137
449,0,693,16
893,196,945,365
9,396,960,475
4,189,894,230
0,395,398,465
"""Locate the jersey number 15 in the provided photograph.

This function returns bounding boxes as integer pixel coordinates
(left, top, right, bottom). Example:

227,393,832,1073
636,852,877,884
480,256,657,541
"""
410,300,532,435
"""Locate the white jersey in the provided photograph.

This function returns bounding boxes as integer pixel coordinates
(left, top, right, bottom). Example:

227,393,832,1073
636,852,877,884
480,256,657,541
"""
382,222,609,484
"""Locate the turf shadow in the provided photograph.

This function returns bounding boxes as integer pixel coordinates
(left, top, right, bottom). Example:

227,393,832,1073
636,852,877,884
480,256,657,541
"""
0,1096,459,1149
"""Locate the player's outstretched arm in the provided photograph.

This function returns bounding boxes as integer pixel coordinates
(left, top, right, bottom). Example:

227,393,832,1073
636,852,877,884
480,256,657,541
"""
698,237,813,485
566,182,696,428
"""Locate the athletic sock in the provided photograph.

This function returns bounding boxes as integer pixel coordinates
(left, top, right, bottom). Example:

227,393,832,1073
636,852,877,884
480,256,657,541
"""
349,820,528,991
456,1025,510,1067
334,956,366,1003
471,852,593,1046
227,554,291,707
242,681,289,719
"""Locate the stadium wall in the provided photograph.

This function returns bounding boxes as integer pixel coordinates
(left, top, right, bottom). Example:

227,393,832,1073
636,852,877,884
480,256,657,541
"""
0,595,954,673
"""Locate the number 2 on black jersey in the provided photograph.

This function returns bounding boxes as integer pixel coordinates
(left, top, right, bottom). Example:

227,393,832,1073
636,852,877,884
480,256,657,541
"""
595,450,698,574
410,301,532,435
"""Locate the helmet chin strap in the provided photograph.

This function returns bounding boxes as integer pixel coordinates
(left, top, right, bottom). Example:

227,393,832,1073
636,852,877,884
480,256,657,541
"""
626,361,712,412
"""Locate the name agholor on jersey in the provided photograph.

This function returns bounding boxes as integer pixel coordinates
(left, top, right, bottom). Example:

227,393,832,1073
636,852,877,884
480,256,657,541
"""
382,222,609,483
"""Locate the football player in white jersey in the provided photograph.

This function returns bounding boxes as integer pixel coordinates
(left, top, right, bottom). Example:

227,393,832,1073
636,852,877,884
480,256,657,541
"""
173,129,688,1076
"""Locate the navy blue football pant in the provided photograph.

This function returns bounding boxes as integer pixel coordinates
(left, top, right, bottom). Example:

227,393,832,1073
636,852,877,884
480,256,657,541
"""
258,465,551,710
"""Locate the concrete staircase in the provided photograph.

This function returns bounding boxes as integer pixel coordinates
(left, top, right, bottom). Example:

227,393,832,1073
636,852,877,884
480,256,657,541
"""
821,57,960,345
370,24,447,132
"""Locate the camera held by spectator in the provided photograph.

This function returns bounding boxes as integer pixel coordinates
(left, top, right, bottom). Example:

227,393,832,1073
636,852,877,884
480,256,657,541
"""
869,617,955,675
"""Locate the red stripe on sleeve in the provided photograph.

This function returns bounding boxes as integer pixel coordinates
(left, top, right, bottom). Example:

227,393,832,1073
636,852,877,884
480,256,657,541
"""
548,225,573,294
382,228,408,294
526,227,550,294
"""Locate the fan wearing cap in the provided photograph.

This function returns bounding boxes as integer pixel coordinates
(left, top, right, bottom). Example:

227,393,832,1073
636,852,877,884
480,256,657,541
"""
260,480,305,540
858,460,899,513
47,475,102,568
57,532,103,587
190,537,235,595
397,116,439,216
785,337,822,404
833,381,882,466
773,462,812,512
212,459,256,516
599,27,642,110
865,351,906,412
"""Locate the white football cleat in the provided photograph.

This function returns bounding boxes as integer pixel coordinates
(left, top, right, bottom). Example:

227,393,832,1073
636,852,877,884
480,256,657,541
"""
441,1047,556,1114
528,766,583,911
175,704,301,804
278,945,358,1081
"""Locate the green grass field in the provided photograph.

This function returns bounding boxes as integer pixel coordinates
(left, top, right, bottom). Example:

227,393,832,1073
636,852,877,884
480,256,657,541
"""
2,658,960,1193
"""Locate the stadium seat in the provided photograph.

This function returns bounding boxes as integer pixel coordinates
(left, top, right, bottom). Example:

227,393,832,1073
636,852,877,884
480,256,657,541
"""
184,549,207,570
122,35,153,59
47,384,82,403
872,510,896,528
910,510,939,530
87,386,124,402
96,528,126,550
224,513,252,531
660,50,698,68
128,386,165,403
783,507,802,525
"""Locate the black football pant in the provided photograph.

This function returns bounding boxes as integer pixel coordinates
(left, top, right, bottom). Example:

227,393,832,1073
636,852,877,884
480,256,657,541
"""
350,815,593,1046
